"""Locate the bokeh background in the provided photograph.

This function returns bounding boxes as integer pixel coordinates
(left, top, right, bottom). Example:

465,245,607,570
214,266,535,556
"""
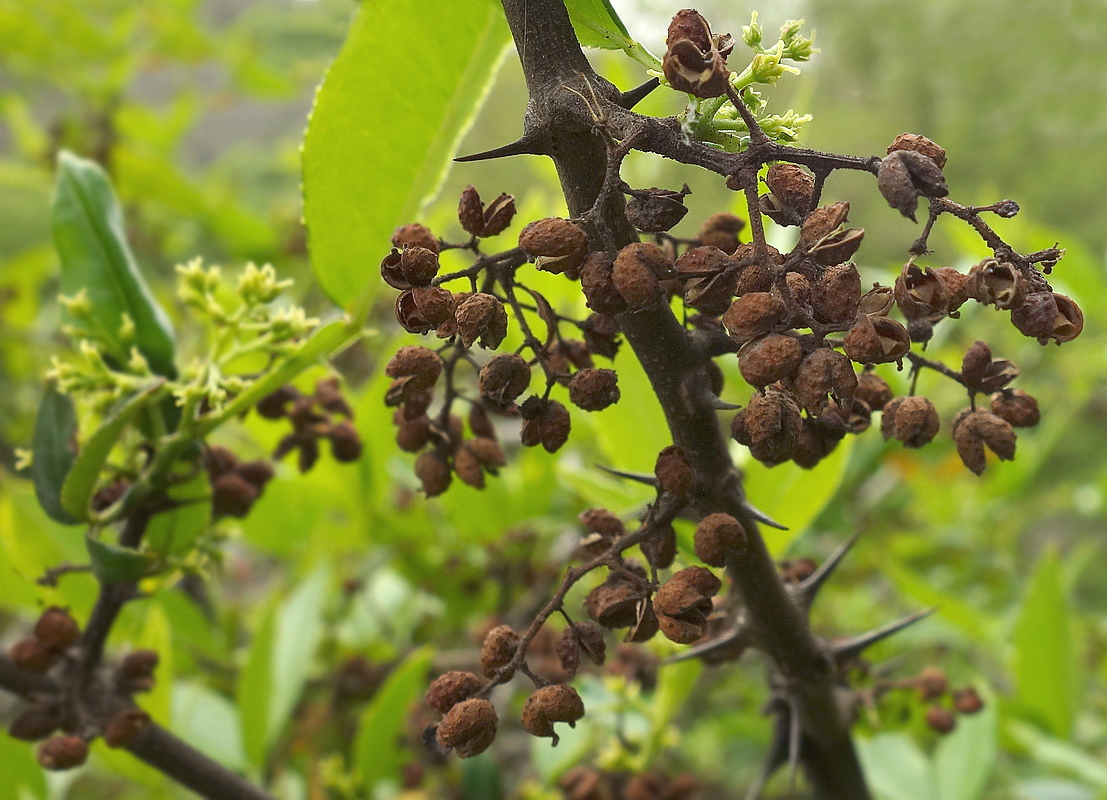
1,1,1105,798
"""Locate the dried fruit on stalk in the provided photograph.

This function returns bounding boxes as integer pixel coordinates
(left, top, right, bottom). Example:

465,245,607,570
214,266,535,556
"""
662,9,733,98
519,217,589,276
625,184,690,232
694,513,745,567
415,451,452,497
436,698,497,758
990,389,1040,428
738,333,804,387
519,397,571,453
653,567,721,644
882,396,940,448
521,684,585,744
699,211,744,254
654,445,694,495
480,625,521,680
455,293,508,349
888,132,947,169
392,223,439,253
386,346,443,391
37,736,89,770
721,292,785,343
34,607,80,652
765,163,815,215
568,368,620,411
953,409,1017,475
613,243,671,310
426,671,483,714
478,353,531,407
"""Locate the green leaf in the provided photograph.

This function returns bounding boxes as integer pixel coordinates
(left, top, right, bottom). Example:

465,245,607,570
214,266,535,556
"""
52,150,176,377
173,681,248,772
302,0,511,310
354,646,434,791
741,437,853,556
1012,547,1078,738
31,382,78,524
0,733,47,800
1006,721,1107,790
85,531,152,583
60,379,166,522
145,466,211,558
238,604,277,768
639,658,701,767
857,733,936,800
935,691,997,800
563,0,632,49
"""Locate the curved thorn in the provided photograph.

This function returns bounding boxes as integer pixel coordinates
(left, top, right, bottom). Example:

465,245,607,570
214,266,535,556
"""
616,77,660,110
455,134,544,163
796,532,862,609
743,500,788,530
664,625,746,664
595,464,658,486
833,607,937,663
710,395,743,410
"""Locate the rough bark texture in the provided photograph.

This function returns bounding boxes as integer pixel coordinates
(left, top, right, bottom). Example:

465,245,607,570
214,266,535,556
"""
498,1,869,796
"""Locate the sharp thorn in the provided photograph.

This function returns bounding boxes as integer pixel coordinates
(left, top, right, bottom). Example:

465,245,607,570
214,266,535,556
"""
796,533,861,609
595,465,658,487
710,395,743,410
616,77,660,110
742,500,788,530
833,607,937,663
664,625,746,664
455,134,544,163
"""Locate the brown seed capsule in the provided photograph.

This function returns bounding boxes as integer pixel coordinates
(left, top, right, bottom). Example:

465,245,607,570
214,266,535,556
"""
925,705,957,734
810,228,865,267
328,421,363,463
721,292,786,342
953,409,1016,475
34,607,80,652
575,622,607,666
386,346,443,391
966,259,1025,310
519,217,589,275
800,202,850,247
519,397,571,453
934,267,969,312
568,368,620,411
991,389,1040,428
877,152,921,221
953,687,985,715
889,396,940,448
37,735,89,770
744,390,803,464
898,149,949,198
467,437,506,471
699,211,744,254
453,442,486,489
392,223,439,254
455,293,508,349
118,649,159,693
895,263,950,321
613,243,669,310
1010,291,1058,339
580,251,628,315
481,193,517,237
854,371,893,411
579,508,625,538
521,684,585,744
9,638,58,674
653,568,719,644
415,451,452,497
425,671,483,714
559,765,604,800
641,521,677,570
478,353,530,407
585,575,648,629
1050,293,1083,343
399,245,440,287
766,163,814,212
654,445,695,496
844,315,910,364
915,666,948,701
103,708,151,748
694,513,745,567
738,334,804,387
662,9,731,98
9,705,62,741
236,460,275,492
625,185,690,232
212,473,259,518
394,412,431,452
556,628,582,677
458,185,486,237
858,284,895,317
888,132,947,170
436,697,497,758
480,625,520,680
795,348,858,415
677,245,735,314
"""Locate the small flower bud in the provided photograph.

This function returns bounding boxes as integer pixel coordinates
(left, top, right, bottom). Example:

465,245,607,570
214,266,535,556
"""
425,671,483,715
436,697,497,758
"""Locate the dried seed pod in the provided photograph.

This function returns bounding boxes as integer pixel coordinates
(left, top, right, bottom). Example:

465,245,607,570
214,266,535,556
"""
436,697,497,758
453,442,486,489
877,151,921,221
395,412,431,452
478,353,530,406
585,575,647,629
9,705,62,741
415,451,452,496
458,185,486,237
888,396,940,448
721,292,786,342
580,313,621,360
482,193,516,237
613,243,670,310
653,568,719,644
103,709,150,749
694,513,745,567
1050,294,1083,343
579,508,625,538
793,417,838,469
37,736,89,770
953,409,1016,475
698,211,744,254
858,284,895,316
212,473,259,518
898,149,949,198
966,259,1025,309
34,607,80,652
625,185,690,232
386,346,443,391
662,9,731,98
480,625,521,680
895,263,950,321
641,522,677,570
519,217,589,275
392,223,439,253
118,649,159,693
729,407,751,446
888,132,947,169
855,370,893,411
800,202,850,247
580,251,628,315
399,245,440,287
256,385,299,420
455,293,508,349
745,390,803,464
568,368,620,411
556,628,582,677
521,685,585,744
738,333,804,387
734,263,776,296
575,622,607,666
1010,291,1058,339
654,445,695,496
380,248,409,290
990,389,1040,428
810,227,865,267
953,687,984,715
329,421,363,463
915,666,948,701
795,348,858,415
677,245,735,314
765,163,814,212
467,437,506,471
811,263,862,325
843,315,910,364
933,267,969,312
425,671,483,714
519,397,571,453
925,706,956,734
961,340,1018,394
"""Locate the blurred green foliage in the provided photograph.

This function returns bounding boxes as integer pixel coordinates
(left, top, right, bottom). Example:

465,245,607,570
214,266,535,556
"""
1,1,1105,800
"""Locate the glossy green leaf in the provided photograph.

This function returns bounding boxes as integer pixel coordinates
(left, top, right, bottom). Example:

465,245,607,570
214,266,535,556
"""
52,150,176,377
935,691,997,800
145,466,211,558
85,531,152,583
0,733,47,800
238,604,277,768
31,382,78,524
269,565,331,746
742,437,853,556
60,379,166,521
1012,547,1077,738
354,646,434,791
857,733,936,800
640,658,701,766
564,0,632,49
1006,721,1107,790
302,0,511,310
173,681,248,772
